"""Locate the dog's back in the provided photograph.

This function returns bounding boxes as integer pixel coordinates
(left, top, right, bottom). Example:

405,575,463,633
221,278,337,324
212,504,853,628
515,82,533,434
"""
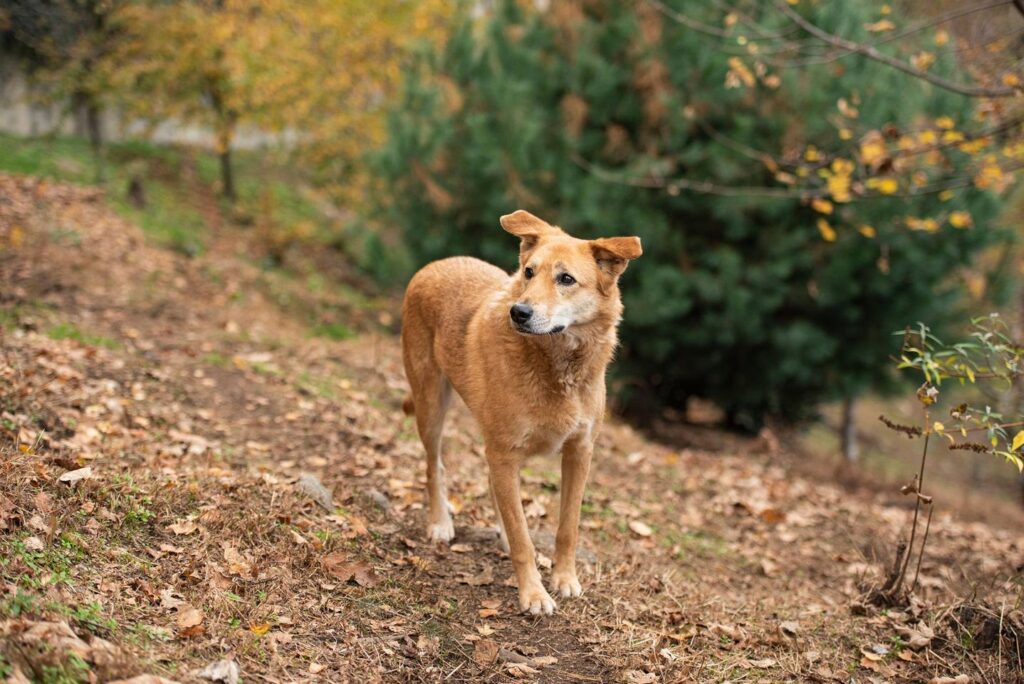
402,256,507,383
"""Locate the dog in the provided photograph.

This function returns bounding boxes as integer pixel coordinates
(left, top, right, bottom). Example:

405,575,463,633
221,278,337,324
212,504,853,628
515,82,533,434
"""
400,210,642,615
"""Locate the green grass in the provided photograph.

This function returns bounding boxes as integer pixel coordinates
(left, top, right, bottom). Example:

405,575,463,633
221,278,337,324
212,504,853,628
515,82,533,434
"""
312,322,355,340
0,132,337,256
46,322,119,349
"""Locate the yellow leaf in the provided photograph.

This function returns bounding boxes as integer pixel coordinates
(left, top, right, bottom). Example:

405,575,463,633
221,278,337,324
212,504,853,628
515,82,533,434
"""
858,224,876,238
917,130,938,145
938,190,954,201
804,145,821,162
934,29,949,46
817,218,837,242
839,128,853,140
948,211,973,229
725,57,756,89
250,622,271,636
1002,73,1021,87
865,19,895,32
905,216,939,232
933,421,944,432
859,132,887,168
911,52,935,71
866,177,899,195
8,225,24,249
935,116,955,130
811,198,834,214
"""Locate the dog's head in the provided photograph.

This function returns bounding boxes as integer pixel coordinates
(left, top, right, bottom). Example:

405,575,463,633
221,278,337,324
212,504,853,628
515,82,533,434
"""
500,210,642,336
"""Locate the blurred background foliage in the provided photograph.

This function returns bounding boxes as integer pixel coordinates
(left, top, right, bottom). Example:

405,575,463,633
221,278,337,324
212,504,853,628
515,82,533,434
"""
376,0,1018,429
1,0,1022,433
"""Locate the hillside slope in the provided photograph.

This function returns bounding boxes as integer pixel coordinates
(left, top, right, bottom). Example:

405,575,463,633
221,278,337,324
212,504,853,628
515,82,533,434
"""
0,172,1021,683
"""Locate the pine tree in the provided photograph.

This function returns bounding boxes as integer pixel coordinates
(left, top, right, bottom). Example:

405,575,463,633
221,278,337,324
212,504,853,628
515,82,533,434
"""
374,0,1011,428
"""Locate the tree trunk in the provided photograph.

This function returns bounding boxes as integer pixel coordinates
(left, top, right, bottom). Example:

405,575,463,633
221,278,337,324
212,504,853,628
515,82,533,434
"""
85,100,104,183
840,396,859,464
219,145,235,202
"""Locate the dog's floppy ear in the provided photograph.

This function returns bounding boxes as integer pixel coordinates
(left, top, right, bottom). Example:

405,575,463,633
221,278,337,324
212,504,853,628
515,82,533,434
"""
500,210,559,253
591,236,642,281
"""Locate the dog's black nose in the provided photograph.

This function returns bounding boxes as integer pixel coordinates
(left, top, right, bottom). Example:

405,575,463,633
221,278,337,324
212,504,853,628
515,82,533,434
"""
510,303,533,325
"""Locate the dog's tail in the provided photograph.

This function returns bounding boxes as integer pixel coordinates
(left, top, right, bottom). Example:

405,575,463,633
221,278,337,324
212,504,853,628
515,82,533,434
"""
401,395,415,416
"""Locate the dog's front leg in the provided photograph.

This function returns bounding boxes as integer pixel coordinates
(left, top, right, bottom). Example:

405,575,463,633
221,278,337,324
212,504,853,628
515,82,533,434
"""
552,435,592,598
489,457,556,615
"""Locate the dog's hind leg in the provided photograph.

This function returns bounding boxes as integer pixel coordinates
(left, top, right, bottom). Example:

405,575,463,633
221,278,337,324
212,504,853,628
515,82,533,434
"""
402,306,455,543
489,477,510,553
411,368,455,543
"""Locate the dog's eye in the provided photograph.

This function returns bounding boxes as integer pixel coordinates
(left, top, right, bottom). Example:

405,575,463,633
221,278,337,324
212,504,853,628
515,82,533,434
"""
524,267,534,279
558,273,576,286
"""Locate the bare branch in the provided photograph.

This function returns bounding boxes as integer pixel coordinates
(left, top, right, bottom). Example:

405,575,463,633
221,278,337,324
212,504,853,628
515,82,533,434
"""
773,0,1021,98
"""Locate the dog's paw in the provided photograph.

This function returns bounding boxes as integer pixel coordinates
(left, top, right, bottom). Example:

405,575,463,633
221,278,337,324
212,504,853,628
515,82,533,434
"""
550,570,582,598
426,519,455,544
518,584,557,616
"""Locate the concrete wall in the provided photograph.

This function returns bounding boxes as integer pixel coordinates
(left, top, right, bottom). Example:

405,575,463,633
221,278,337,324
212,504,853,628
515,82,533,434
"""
0,57,293,150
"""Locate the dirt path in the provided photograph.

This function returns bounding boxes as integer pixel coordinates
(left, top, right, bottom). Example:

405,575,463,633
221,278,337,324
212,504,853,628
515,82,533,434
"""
1,173,1021,683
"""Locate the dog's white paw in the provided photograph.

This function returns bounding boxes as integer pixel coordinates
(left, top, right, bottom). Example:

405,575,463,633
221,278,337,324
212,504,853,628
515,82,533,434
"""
551,571,582,598
426,519,455,544
518,584,557,616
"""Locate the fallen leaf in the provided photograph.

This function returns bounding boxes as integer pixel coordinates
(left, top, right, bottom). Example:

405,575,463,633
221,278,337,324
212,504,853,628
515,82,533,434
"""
928,677,970,684
168,520,198,536
24,536,44,551
159,589,184,610
460,565,494,586
195,659,239,684
58,466,93,484
249,622,270,636
628,520,653,537
897,622,935,650
747,658,777,668
176,606,205,637
506,663,540,677
321,554,380,587
473,638,499,666
779,621,800,638
296,473,334,512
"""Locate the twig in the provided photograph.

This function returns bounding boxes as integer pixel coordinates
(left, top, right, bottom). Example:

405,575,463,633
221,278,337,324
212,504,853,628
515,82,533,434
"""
774,0,1021,98
910,502,934,592
892,419,931,596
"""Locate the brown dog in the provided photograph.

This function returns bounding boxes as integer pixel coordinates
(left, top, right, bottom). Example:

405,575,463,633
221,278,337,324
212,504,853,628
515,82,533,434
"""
401,210,642,615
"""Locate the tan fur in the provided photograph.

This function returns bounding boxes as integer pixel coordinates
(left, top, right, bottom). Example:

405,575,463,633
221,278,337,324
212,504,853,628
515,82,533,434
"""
400,210,641,615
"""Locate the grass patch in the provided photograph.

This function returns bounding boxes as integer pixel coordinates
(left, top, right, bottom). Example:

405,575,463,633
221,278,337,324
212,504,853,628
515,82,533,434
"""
0,132,341,257
312,322,355,340
46,322,119,349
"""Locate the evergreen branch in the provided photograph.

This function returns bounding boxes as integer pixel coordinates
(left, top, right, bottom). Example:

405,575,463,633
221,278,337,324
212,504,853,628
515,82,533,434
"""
571,153,825,199
574,151,1023,202
773,0,1022,98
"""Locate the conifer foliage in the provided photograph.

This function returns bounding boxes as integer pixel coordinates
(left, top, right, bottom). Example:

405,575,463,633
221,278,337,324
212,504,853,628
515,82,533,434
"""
376,1,1011,427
